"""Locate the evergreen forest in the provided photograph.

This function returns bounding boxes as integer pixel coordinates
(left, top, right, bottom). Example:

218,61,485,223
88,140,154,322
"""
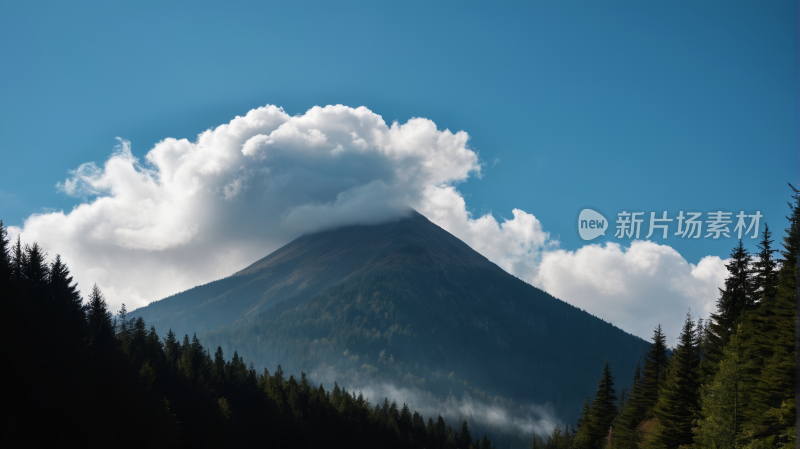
0,221,496,448
530,185,798,448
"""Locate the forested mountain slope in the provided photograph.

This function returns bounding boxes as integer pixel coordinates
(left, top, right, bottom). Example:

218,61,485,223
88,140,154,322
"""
132,211,650,426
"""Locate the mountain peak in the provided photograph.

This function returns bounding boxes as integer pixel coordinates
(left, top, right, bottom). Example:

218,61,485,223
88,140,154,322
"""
133,211,498,336
132,211,649,425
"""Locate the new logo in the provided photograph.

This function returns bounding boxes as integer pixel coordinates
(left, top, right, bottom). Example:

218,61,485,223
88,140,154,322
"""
578,209,608,241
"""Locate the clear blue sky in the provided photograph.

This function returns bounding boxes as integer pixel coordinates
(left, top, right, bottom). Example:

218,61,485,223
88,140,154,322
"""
1,0,797,264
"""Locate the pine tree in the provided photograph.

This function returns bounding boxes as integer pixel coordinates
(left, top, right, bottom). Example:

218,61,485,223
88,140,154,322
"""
21,242,50,351
86,284,116,359
779,182,799,265
640,324,668,413
212,346,227,384
478,434,494,449
611,360,645,448
0,220,10,294
575,395,592,436
531,433,545,449
22,242,49,303
694,332,749,448
546,423,574,449
589,358,618,444
741,184,799,439
456,419,472,448
753,223,779,304
652,310,701,447
432,415,448,448
48,254,86,375
164,329,181,363
49,254,84,330
706,241,754,373
10,235,23,289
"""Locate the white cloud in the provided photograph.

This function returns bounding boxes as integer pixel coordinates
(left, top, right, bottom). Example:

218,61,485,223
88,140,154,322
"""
7,104,727,345
531,241,728,346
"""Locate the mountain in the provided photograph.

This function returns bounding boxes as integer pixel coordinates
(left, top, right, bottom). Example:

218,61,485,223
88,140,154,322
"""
131,211,649,428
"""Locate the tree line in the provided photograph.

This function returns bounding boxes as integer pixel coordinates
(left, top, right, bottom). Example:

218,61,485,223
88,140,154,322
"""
530,185,798,448
0,221,496,448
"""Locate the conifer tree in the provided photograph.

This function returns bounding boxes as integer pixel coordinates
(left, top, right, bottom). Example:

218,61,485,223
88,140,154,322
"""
652,311,700,447
742,184,799,439
779,183,799,265
738,224,790,408
164,329,181,363
696,317,706,356
48,254,86,365
709,241,754,341
531,433,545,449
20,243,50,355
10,235,23,289
589,358,618,444
456,419,472,448
611,360,645,448
753,223,779,304
212,346,227,384
640,324,668,412
694,332,749,447
86,284,116,359
0,220,10,294
704,241,755,382
546,423,574,449
432,415,448,448
573,395,593,449
49,254,82,313
22,242,49,303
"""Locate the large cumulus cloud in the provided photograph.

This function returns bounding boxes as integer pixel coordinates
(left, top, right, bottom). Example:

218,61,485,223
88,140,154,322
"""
532,241,727,345
8,104,727,344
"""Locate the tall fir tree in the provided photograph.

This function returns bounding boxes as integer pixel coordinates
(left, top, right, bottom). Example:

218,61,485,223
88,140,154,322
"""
456,419,472,448
575,360,618,448
611,359,645,448
694,332,749,448
49,254,84,328
531,433,546,449
21,242,49,304
0,220,10,294
753,223,779,304
10,235,23,289
573,395,594,449
546,423,574,449
779,183,799,265
652,310,701,447
639,324,669,414
706,241,754,371
589,358,618,444
739,223,790,415
86,283,116,359
742,184,798,439
48,254,86,376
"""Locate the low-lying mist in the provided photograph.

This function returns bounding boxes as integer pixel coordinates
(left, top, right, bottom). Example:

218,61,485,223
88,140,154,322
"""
310,364,558,441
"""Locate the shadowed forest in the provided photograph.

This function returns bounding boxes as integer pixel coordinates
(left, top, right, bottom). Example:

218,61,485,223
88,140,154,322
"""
1,222,496,448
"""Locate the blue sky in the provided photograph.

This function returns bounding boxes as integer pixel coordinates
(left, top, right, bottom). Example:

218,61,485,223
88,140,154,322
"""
1,1,797,342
